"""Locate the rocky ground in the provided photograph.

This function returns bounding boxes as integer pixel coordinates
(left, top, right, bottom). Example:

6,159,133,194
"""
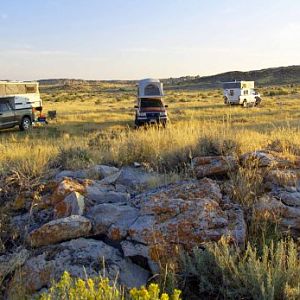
1,150,300,298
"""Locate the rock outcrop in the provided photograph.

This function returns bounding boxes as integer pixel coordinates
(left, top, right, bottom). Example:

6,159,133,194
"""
9,155,300,297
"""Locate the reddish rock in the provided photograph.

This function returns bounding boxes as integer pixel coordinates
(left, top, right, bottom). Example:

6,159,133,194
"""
193,156,237,178
54,191,85,218
51,178,86,204
27,215,91,247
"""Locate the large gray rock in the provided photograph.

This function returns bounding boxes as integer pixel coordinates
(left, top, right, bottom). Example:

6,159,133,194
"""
27,215,92,247
87,203,139,241
86,184,130,205
101,167,162,192
8,238,150,298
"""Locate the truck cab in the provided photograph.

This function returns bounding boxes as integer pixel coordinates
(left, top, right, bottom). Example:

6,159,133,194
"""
0,97,33,131
135,79,168,127
223,81,262,107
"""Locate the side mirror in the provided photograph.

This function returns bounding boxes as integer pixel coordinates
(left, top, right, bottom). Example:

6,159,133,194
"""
134,105,138,108
164,105,168,108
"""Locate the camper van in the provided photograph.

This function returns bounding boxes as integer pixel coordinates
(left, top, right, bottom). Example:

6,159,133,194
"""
0,81,43,131
134,79,168,127
223,81,262,107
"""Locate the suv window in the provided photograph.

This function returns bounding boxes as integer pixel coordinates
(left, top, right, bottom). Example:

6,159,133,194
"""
0,102,11,112
140,99,163,108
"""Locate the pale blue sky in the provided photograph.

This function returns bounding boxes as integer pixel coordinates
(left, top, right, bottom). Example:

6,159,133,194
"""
0,0,299,80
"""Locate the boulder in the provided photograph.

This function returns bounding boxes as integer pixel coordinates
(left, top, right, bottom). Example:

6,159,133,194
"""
27,215,92,247
54,191,85,218
8,238,150,297
193,156,237,178
87,203,139,241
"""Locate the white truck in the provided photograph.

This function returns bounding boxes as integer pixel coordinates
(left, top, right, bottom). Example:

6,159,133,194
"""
0,81,44,131
223,81,262,107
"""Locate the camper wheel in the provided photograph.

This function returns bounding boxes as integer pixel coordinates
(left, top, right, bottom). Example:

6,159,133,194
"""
19,116,32,131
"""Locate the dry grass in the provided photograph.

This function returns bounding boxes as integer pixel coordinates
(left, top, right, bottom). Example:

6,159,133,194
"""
1,84,300,177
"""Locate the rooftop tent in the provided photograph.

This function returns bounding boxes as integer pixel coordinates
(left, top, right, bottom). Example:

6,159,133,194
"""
5,83,26,95
138,79,164,98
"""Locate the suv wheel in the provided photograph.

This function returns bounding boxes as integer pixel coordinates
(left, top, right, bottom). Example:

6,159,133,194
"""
19,117,32,131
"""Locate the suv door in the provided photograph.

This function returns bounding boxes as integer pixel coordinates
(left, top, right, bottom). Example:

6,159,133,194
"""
0,101,16,129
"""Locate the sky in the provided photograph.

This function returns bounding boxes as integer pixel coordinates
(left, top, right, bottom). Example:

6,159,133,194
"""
0,0,300,80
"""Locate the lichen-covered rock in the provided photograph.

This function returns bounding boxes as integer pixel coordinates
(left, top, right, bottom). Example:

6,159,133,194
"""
193,156,237,178
128,178,246,260
7,238,150,298
54,191,85,218
27,215,92,247
92,165,120,179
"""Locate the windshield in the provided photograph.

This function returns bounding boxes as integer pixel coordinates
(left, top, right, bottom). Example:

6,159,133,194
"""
140,98,163,108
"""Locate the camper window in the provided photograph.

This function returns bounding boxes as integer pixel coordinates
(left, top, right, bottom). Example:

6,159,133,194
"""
244,90,249,95
230,90,234,96
144,84,160,96
0,102,11,112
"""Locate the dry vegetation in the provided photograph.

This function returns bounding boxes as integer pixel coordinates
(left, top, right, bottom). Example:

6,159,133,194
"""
1,82,300,177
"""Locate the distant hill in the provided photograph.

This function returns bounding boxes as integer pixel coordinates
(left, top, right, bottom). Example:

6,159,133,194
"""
162,65,300,89
39,65,300,90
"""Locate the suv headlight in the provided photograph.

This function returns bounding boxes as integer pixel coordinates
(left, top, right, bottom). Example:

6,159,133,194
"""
160,112,167,117
139,112,146,117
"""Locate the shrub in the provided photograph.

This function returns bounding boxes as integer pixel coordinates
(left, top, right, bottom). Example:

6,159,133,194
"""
40,271,182,300
53,147,93,170
181,238,300,300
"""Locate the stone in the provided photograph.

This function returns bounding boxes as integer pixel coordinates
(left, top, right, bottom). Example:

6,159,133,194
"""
27,215,92,247
265,169,300,188
240,150,294,169
0,247,29,279
279,191,300,207
87,203,139,241
193,156,237,178
91,165,120,179
114,167,162,192
51,178,86,204
54,191,85,218
55,170,88,181
86,185,130,205
8,238,150,297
